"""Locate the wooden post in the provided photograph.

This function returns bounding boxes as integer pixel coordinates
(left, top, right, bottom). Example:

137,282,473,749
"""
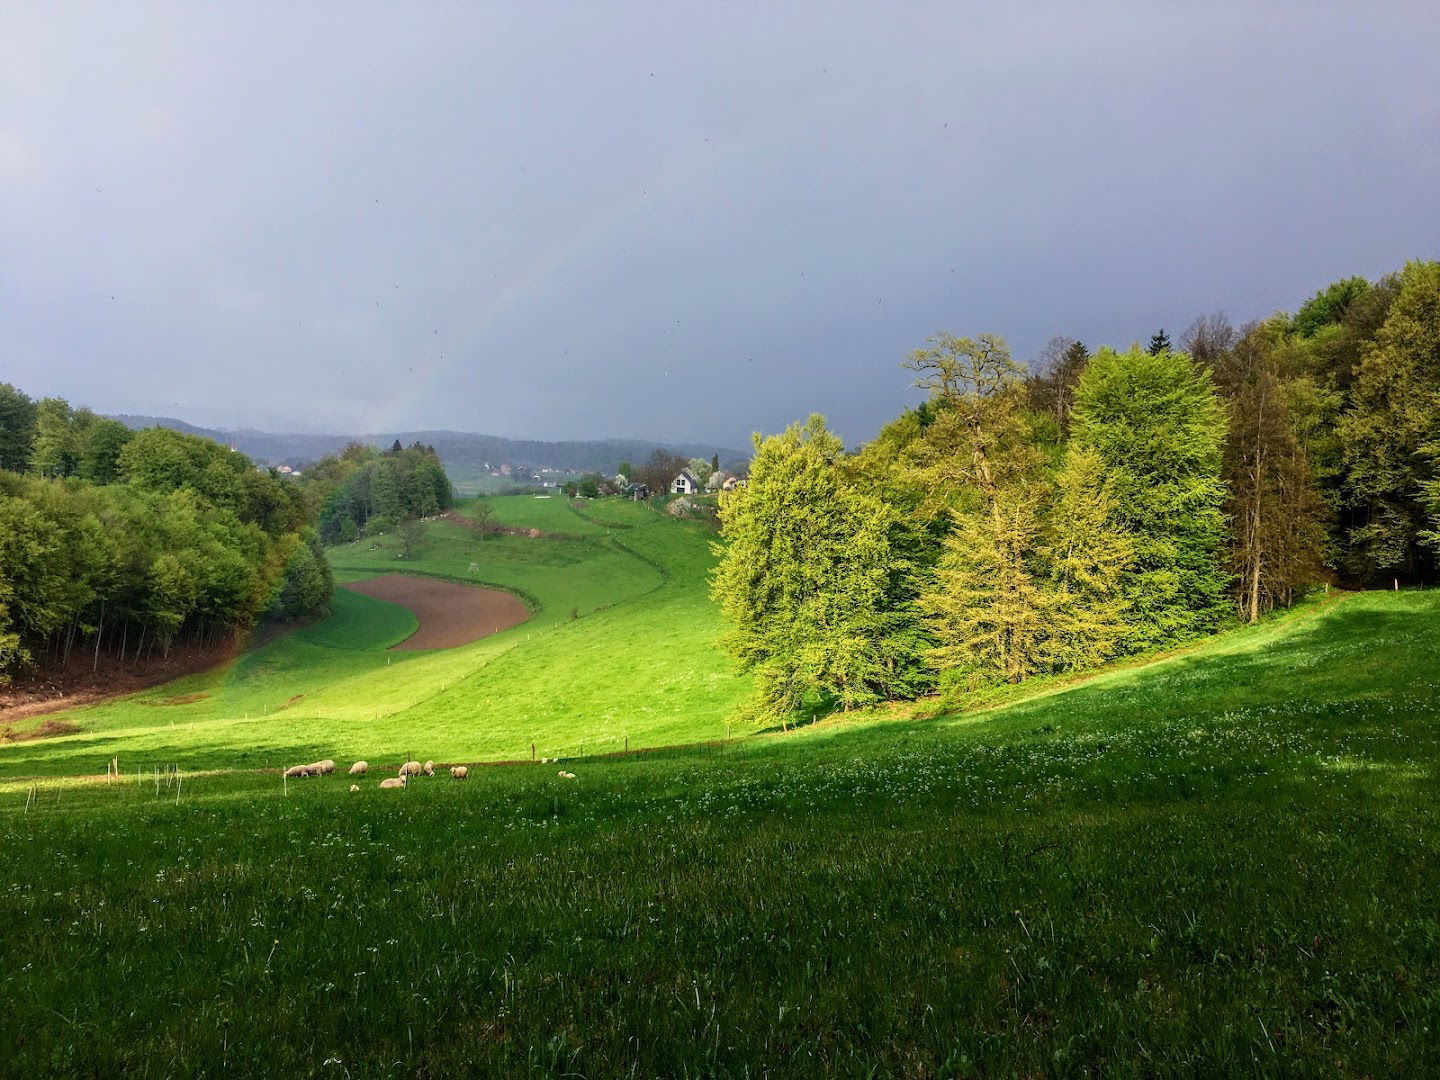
531,743,535,762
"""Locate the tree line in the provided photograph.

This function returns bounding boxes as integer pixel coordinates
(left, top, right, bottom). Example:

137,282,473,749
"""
302,440,454,545
712,260,1440,722
0,390,331,683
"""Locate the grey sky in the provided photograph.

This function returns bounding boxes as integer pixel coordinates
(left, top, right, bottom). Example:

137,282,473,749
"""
3,3,1437,449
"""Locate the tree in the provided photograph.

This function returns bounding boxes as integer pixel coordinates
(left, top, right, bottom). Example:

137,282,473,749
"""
78,418,133,484
688,457,715,488
635,449,689,496
0,383,36,473
389,439,403,455
1293,276,1370,339
1213,322,1329,619
1026,337,1089,432
30,398,80,478
922,482,1053,686
1043,446,1134,668
1147,329,1172,355
398,518,423,559
1180,312,1238,366
711,453,720,474
711,416,927,723
1336,260,1440,579
1070,346,1230,648
617,460,633,480
903,331,1020,400
469,500,496,535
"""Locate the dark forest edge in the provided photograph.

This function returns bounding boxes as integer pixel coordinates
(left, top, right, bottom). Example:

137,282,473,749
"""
0,411,452,686
711,260,1440,724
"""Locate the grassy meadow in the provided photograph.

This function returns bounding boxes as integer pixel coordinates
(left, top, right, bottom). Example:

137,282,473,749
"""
0,589,1437,1074
0,496,747,776
1,495,1437,1074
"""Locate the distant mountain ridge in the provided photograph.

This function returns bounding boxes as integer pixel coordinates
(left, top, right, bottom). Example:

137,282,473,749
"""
109,415,749,473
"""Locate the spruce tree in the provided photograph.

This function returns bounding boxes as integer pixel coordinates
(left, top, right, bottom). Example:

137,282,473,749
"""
1070,346,1230,649
1147,329,1171,355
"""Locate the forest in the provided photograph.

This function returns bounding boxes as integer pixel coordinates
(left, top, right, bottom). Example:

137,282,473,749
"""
0,394,331,683
713,260,1440,721
301,440,454,544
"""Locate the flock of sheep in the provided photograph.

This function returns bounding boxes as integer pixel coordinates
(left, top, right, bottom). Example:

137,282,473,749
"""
282,758,469,789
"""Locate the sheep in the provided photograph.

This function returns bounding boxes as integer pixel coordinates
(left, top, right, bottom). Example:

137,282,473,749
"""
557,770,576,779
349,761,368,776
349,784,359,792
450,765,469,780
307,759,336,776
379,777,407,790
423,760,435,777
398,760,423,778
283,765,311,779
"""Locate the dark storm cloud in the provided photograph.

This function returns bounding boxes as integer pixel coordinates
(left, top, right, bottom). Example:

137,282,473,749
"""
3,3,1437,448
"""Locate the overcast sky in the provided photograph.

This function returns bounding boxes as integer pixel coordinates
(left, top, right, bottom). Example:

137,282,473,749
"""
3,3,1437,449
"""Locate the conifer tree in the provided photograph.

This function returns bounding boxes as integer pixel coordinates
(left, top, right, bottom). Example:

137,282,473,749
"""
1070,346,1230,648
922,482,1053,686
1336,260,1440,578
1043,446,1134,667
711,415,924,723
1147,329,1172,355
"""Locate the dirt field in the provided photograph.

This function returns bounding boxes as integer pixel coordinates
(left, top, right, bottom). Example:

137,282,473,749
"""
340,576,530,650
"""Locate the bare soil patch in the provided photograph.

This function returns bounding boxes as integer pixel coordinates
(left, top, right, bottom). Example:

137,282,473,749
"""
340,576,530,650
0,718,83,743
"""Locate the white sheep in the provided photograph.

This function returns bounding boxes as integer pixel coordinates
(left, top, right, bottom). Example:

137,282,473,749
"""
283,765,311,779
308,759,336,776
557,770,576,779
379,777,407,790
423,760,435,777
398,760,423,778
349,784,359,792
349,761,368,776
450,765,469,780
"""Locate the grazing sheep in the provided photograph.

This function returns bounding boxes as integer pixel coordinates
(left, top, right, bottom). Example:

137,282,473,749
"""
349,761,368,776
450,765,469,780
557,770,576,779
399,760,423,778
283,765,311,779
423,760,435,776
379,777,406,790
349,784,359,792
308,759,336,776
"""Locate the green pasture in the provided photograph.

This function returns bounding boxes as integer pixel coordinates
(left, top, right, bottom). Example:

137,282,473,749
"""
0,496,745,776
1,590,1437,1074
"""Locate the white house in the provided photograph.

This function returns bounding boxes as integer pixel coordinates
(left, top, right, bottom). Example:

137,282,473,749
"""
671,469,700,495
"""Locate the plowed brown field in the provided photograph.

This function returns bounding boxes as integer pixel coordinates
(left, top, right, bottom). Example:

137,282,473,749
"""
341,576,530,650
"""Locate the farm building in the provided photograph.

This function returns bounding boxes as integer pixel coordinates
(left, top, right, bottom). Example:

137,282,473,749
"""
671,469,700,495
625,482,650,500
721,475,743,492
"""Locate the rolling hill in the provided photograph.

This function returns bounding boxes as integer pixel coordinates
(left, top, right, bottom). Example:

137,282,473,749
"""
1,494,1437,1074
110,414,748,473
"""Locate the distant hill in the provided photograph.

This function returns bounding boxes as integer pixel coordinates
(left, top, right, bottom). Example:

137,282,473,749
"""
109,415,749,474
